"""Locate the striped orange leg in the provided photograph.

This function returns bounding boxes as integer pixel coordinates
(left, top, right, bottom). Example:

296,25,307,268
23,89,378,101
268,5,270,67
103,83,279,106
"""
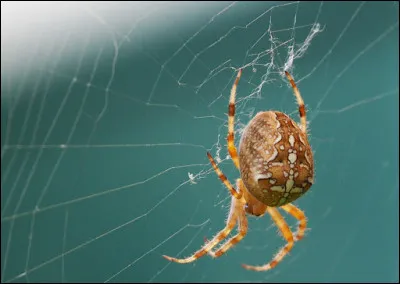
284,71,307,133
281,203,307,241
207,206,248,258
207,152,242,199
163,196,241,264
227,69,242,169
242,207,294,271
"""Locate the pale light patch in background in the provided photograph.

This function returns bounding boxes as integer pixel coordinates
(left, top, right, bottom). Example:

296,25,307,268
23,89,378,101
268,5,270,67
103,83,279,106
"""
1,1,221,84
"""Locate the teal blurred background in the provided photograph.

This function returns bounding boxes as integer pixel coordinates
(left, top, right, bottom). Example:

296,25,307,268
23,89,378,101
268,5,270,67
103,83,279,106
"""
1,1,399,283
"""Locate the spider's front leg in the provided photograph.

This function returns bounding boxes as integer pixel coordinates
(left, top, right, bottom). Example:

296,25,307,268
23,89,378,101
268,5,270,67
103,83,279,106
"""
163,196,242,264
207,209,248,259
281,203,307,241
242,207,295,271
206,179,248,258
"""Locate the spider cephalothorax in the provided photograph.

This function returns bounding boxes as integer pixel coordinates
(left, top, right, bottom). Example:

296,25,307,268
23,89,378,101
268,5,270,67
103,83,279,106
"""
164,69,314,271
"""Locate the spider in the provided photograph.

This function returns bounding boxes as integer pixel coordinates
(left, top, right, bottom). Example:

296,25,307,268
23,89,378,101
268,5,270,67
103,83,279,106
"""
163,69,314,271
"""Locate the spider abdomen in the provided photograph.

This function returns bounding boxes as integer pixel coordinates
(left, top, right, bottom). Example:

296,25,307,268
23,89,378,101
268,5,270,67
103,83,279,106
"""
238,111,314,207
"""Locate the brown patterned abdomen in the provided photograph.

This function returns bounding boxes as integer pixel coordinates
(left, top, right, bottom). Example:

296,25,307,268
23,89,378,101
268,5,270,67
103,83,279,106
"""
238,111,314,208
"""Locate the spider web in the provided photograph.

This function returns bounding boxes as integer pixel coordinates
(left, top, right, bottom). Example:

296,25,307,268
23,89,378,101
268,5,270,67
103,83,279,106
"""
1,1,399,283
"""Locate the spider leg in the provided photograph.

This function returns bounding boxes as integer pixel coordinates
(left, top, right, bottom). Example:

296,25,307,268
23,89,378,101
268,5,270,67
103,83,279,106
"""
284,71,307,134
242,207,294,271
163,196,240,264
207,205,248,258
207,152,242,199
281,203,307,241
227,69,242,169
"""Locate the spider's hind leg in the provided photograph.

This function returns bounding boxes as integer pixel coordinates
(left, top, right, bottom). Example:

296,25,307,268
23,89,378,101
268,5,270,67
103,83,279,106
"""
284,71,307,134
227,69,242,169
